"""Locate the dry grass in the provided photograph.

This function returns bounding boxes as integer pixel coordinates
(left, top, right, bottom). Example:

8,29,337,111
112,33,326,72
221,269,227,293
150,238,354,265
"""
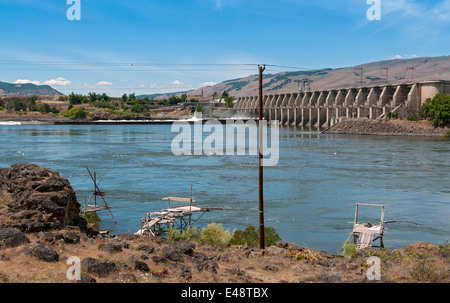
0,232,449,283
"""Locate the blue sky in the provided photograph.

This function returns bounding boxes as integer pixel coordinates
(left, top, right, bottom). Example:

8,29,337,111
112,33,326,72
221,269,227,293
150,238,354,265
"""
1,0,450,96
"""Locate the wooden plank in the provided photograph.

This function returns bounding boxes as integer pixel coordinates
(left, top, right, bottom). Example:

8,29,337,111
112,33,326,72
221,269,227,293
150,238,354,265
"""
162,197,195,203
83,206,109,213
356,203,389,207
171,202,206,208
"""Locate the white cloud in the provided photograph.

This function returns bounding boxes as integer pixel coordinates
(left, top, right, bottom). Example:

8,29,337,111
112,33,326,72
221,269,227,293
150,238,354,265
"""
201,81,218,87
14,79,41,85
96,81,113,86
171,80,184,86
14,77,72,86
390,54,418,60
43,77,72,86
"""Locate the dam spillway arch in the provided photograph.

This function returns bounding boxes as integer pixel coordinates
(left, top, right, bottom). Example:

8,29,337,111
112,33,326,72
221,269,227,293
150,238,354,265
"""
234,80,450,127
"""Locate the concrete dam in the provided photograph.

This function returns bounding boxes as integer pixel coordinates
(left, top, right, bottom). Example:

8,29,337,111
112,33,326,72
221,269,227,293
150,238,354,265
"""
234,80,450,128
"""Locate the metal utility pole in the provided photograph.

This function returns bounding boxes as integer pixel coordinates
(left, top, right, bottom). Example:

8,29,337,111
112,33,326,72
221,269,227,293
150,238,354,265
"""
405,66,416,83
382,67,389,85
294,78,310,92
355,68,364,87
258,64,266,250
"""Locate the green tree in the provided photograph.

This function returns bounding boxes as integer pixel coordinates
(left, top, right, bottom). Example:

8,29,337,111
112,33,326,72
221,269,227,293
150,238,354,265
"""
122,93,128,103
69,92,87,105
168,95,181,105
100,93,110,102
224,96,234,108
28,98,37,111
13,99,27,112
420,93,450,126
88,92,99,102
37,103,51,113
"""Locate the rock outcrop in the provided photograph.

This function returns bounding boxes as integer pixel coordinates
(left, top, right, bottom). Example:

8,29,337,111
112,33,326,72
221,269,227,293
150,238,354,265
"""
0,163,86,232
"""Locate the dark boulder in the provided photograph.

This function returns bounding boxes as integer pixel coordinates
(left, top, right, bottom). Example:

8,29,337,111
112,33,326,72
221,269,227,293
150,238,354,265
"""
81,257,117,278
77,274,97,283
172,240,195,255
133,260,150,272
0,227,30,249
137,244,155,254
99,242,123,253
162,246,182,261
118,273,138,283
29,243,59,262
0,163,87,233
63,231,80,244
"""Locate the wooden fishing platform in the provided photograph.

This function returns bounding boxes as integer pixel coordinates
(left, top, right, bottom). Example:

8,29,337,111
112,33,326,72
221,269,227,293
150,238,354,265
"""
347,203,388,249
135,188,237,237
135,196,210,236
81,167,117,224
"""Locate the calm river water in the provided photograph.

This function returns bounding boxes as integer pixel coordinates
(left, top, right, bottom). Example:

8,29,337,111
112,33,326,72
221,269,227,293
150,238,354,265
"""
0,122,448,253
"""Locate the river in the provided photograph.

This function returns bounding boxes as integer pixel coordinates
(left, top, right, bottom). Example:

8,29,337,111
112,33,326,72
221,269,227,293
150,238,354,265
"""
0,122,448,253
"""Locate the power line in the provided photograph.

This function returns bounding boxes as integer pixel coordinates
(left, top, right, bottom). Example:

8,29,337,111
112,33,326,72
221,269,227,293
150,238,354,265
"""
0,68,258,72
0,60,313,71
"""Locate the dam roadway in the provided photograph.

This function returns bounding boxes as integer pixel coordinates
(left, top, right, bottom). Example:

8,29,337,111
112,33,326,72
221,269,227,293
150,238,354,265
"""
234,80,450,128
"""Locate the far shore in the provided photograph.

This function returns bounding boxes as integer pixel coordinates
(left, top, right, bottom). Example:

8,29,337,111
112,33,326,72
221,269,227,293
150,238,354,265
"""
2,111,450,139
323,118,449,137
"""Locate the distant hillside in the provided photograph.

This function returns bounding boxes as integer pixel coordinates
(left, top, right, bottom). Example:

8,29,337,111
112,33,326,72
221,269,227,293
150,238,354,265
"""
156,55,450,99
0,81,62,97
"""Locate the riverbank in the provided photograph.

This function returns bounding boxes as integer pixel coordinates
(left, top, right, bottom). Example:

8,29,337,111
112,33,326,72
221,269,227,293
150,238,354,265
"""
323,119,449,137
0,227,449,283
0,110,187,125
0,163,448,284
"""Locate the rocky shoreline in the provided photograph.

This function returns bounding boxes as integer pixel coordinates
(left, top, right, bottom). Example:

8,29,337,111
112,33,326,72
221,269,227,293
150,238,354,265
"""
323,119,449,137
0,163,449,284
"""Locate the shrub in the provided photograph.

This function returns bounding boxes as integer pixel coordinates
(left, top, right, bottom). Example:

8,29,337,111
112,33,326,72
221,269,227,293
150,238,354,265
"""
199,222,232,248
387,111,399,119
131,102,149,113
167,226,200,241
407,115,421,121
419,93,450,126
63,106,89,119
341,241,357,256
410,261,440,282
286,248,324,261
228,225,281,247
81,212,101,224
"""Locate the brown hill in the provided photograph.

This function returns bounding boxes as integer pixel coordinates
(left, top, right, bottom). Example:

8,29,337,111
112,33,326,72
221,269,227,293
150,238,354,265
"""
157,56,450,99
0,81,62,97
